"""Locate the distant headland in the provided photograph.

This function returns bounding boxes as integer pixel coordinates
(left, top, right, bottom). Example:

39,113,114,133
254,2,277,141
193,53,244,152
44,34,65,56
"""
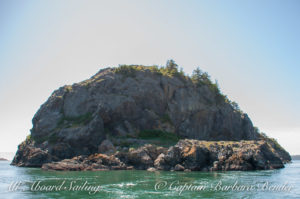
292,155,300,160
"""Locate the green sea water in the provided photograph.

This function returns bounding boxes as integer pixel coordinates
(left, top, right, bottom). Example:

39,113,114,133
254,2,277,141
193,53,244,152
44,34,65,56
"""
0,161,299,199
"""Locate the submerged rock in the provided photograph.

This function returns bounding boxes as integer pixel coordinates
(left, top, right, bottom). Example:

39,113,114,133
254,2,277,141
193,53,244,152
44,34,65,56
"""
147,167,157,172
174,164,185,171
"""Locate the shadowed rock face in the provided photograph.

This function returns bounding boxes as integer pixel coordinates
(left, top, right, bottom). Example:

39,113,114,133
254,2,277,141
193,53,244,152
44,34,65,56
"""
11,66,290,168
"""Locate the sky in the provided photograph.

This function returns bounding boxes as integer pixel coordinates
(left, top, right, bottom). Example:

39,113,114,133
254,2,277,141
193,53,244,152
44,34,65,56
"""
0,0,299,158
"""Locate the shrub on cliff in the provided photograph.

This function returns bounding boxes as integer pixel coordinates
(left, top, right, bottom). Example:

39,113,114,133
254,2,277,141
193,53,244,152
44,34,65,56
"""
115,60,185,79
115,65,137,77
115,61,231,106
191,67,227,104
138,130,179,146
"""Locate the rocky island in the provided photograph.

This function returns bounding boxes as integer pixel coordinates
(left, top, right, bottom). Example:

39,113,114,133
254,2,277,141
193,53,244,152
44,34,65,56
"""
0,158,8,161
12,60,291,171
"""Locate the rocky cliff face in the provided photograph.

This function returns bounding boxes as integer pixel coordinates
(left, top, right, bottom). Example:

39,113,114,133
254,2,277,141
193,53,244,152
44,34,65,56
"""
11,64,290,169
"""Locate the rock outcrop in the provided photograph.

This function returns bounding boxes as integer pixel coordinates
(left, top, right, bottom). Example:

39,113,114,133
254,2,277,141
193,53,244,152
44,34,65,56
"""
12,139,56,167
11,63,291,170
154,139,289,171
41,140,290,171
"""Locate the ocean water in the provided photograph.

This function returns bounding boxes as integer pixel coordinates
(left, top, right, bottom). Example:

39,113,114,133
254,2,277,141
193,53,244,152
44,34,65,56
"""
0,160,299,199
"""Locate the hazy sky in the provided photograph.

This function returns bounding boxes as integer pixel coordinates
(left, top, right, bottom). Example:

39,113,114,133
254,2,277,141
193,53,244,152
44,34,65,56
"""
0,0,299,156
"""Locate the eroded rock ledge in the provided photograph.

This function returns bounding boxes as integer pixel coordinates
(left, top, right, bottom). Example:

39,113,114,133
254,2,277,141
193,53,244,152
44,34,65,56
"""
40,139,290,172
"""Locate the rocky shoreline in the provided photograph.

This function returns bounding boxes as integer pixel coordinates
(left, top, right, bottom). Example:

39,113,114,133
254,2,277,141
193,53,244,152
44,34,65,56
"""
39,139,290,172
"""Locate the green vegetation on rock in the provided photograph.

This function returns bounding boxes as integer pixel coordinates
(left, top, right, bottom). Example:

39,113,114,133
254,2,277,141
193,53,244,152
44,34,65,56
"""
115,59,186,79
160,113,172,124
114,60,239,108
26,135,31,141
33,133,59,144
57,112,93,129
138,130,180,146
260,132,286,152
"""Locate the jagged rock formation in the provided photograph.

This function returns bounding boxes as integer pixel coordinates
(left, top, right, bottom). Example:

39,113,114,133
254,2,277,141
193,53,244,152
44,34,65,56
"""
11,63,291,170
41,139,290,171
